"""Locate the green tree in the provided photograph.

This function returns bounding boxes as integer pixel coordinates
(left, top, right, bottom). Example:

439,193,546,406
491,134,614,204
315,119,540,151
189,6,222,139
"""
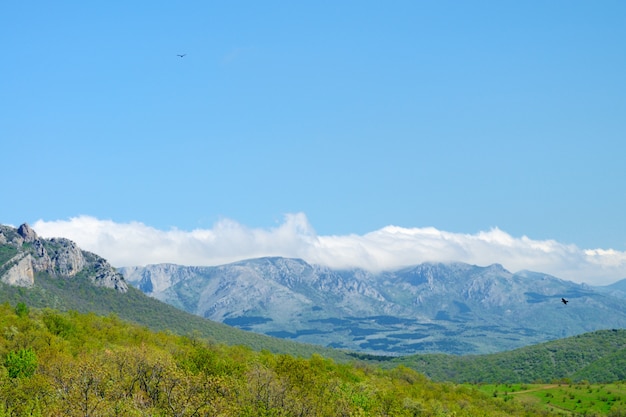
5,348,37,379
14,302,29,318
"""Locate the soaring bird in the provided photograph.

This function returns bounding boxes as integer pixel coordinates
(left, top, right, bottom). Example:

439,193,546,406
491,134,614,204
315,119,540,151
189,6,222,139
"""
561,298,569,305
177,54,186,58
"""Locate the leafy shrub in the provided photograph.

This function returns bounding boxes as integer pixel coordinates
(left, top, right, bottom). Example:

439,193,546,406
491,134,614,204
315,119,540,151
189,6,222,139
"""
14,302,29,317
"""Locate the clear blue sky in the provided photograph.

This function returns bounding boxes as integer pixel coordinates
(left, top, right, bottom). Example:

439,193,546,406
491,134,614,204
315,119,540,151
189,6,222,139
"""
2,1,625,253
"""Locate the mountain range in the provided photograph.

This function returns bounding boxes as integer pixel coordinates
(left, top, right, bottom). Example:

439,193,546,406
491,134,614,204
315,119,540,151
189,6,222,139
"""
120,257,626,355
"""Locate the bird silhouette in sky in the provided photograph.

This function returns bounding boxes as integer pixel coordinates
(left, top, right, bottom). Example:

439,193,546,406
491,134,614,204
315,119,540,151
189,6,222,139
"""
177,54,186,58
561,298,569,305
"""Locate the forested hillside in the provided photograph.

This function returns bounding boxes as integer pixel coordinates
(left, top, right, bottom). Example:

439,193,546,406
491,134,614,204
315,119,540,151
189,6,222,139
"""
0,303,554,416
389,329,626,384
0,270,354,362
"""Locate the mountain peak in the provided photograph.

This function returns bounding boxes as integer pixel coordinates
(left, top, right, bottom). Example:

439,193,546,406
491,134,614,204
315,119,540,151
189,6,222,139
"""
17,223,37,242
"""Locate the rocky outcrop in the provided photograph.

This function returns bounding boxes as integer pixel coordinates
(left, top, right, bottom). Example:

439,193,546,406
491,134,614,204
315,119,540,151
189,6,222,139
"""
1,223,128,293
17,223,38,243
1,253,35,287
84,252,128,292
47,238,86,276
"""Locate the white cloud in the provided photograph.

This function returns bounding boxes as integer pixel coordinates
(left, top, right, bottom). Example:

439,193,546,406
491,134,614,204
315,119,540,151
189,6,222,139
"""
32,213,626,285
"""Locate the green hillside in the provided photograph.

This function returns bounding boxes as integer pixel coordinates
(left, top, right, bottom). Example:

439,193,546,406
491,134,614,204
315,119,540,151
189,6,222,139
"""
387,329,626,383
0,270,354,362
0,303,556,416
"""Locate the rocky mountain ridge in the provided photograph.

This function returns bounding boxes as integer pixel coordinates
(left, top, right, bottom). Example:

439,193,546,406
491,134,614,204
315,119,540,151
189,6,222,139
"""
0,223,127,292
121,257,626,355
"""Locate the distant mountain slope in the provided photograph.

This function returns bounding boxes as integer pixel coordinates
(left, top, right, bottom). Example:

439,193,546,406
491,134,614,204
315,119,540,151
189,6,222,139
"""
121,257,626,355
594,278,626,298
0,224,353,361
389,329,626,384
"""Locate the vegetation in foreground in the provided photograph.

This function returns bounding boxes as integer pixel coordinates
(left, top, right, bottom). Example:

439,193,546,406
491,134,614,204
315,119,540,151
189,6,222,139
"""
0,303,553,416
471,382,626,416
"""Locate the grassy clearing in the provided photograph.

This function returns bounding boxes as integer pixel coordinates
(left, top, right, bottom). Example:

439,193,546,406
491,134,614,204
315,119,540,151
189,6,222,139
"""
470,382,626,415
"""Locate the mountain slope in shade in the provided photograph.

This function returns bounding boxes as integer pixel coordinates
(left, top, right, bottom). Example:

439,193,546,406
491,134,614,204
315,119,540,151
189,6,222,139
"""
121,257,626,355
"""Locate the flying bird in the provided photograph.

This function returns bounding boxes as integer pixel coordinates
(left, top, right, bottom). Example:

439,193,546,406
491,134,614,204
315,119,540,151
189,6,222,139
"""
561,298,569,305
177,54,186,58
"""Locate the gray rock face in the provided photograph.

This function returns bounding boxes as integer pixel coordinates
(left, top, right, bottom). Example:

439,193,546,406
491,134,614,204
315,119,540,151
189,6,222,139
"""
47,237,86,276
83,252,128,292
1,253,35,287
121,263,195,295
1,223,128,293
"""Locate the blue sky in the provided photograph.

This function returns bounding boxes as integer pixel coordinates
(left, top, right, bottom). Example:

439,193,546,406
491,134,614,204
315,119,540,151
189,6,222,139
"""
2,2,625,283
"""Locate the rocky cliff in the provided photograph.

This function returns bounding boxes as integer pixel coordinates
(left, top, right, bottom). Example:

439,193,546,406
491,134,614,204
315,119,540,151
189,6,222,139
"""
0,223,127,292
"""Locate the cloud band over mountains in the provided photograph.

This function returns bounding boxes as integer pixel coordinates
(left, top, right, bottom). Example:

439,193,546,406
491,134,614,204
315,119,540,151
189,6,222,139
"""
32,213,626,285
